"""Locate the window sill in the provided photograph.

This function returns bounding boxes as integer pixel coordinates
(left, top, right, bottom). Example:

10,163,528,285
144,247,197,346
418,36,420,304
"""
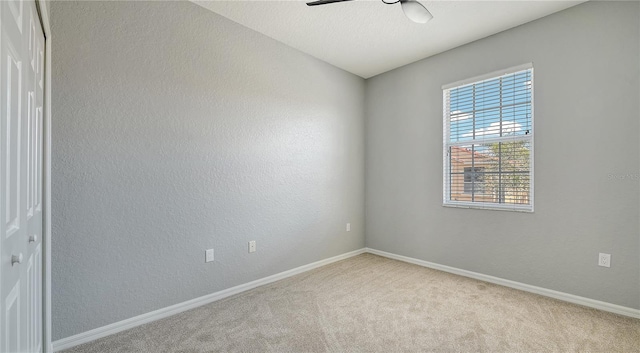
443,202,534,213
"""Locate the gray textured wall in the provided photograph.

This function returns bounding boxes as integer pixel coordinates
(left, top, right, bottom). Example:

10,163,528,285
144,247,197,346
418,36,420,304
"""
51,1,365,340
366,1,640,309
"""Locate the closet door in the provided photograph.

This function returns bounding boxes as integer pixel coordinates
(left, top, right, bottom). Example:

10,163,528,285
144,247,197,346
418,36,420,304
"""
1,0,45,351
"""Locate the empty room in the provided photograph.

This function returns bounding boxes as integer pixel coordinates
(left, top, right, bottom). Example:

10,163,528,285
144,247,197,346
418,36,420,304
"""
0,0,638,352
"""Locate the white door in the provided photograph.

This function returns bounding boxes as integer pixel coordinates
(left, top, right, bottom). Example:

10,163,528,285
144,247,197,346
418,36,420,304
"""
1,0,45,351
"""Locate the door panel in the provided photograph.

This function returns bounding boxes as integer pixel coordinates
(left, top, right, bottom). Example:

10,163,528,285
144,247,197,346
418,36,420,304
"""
5,283,20,352
5,39,22,239
1,0,44,351
26,254,32,351
34,244,41,352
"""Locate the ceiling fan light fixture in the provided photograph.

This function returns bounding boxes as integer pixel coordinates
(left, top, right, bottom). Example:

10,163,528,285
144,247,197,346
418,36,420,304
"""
400,0,433,24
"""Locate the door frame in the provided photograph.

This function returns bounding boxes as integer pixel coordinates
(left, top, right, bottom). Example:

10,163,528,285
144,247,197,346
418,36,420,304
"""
34,0,52,352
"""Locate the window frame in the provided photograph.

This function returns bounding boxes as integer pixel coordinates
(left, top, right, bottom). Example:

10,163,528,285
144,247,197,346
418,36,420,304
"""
442,63,534,212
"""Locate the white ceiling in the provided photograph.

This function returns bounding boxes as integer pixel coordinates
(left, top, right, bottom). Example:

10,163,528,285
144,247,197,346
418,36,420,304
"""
193,0,586,78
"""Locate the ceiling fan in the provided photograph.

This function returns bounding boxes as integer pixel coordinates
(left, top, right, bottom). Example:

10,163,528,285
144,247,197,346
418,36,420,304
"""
306,0,433,24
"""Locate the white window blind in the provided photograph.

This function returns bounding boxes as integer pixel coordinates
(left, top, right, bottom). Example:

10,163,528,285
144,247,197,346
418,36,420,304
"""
443,64,533,211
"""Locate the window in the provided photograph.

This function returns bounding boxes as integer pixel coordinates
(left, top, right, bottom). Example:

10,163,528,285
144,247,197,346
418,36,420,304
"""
443,64,533,211
463,167,485,194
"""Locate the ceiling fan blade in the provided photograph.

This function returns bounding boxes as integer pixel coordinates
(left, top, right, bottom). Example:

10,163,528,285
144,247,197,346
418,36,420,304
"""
400,0,433,23
306,0,355,6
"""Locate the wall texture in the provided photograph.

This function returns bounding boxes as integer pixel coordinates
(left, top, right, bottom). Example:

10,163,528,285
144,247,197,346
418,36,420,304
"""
366,1,640,309
51,1,365,340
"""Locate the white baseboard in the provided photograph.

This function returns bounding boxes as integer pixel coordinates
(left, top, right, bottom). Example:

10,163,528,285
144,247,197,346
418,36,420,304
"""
52,248,366,352
365,247,640,319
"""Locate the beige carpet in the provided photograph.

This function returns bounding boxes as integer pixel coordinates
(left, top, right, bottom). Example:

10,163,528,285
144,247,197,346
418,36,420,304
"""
63,253,639,353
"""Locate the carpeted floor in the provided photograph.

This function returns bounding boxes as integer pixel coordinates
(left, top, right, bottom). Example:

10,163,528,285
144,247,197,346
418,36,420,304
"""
63,253,639,353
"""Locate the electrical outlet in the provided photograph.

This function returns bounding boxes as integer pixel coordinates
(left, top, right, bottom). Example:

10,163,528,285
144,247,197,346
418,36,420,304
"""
346,223,351,232
248,240,256,253
598,253,611,268
205,248,214,263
